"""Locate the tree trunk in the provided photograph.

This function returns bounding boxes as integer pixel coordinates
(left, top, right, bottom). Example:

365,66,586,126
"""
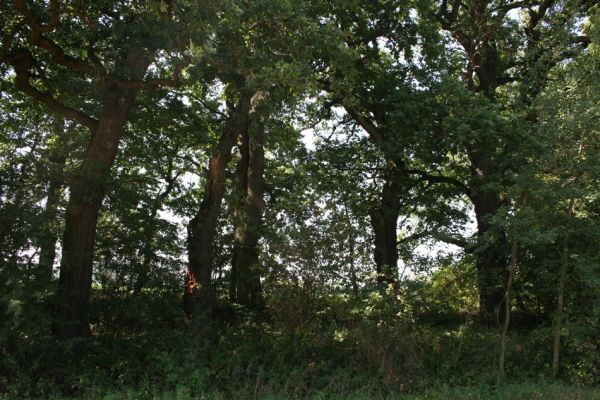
370,164,404,287
553,197,575,377
53,83,137,339
499,192,527,378
468,147,508,324
230,110,265,308
472,196,508,324
184,96,250,321
229,122,250,303
37,117,67,283
343,203,359,296
498,237,518,378
37,146,66,283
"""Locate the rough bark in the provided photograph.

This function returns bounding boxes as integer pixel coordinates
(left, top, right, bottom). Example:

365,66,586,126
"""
184,97,250,321
230,110,265,308
439,0,585,324
469,36,511,324
53,82,137,339
469,155,508,324
4,0,183,339
370,164,405,287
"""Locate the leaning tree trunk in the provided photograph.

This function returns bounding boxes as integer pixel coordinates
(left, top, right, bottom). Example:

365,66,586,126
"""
370,164,405,287
53,83,137,339
184,97,250,321
230,111,265,308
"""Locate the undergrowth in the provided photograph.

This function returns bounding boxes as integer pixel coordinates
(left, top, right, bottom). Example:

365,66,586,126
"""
1,284,598,399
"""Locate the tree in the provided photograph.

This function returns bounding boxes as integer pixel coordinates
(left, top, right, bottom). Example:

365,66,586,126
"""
435,0,592,322
184,0,315,321
0,0,207,338
311,0,447,286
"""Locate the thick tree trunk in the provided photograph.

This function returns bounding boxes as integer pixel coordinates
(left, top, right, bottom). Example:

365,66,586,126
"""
53,83,136,339
370,164,404,287
230,112,265,308
184,97,250,321
469,150,508,324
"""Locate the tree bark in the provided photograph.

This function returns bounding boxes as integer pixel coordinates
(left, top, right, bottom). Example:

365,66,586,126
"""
370,164,405,287
53,81,137,339
468,145,509,324
471,188,508,323
230,124,250,303
184,96,250,321
230,110,265,308
37,142,66,283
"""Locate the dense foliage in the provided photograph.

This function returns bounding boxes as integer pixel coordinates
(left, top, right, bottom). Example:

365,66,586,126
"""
1,0,599,398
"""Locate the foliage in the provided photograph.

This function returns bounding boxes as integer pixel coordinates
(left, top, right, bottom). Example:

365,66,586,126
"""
1,0,599,398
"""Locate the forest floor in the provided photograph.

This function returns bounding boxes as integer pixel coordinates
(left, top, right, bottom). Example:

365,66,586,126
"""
2,382,597,399
2,291,599,399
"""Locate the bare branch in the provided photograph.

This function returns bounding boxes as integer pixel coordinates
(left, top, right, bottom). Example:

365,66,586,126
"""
431,231,470,249
398,229,471,250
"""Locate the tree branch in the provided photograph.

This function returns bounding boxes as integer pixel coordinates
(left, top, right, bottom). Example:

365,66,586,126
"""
398,229,471,250
11,50,98,130
343,104,385,144
493,1,530,14
13,0,95,73
406,168,473,200
114,55,191,91
431,231,470,249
